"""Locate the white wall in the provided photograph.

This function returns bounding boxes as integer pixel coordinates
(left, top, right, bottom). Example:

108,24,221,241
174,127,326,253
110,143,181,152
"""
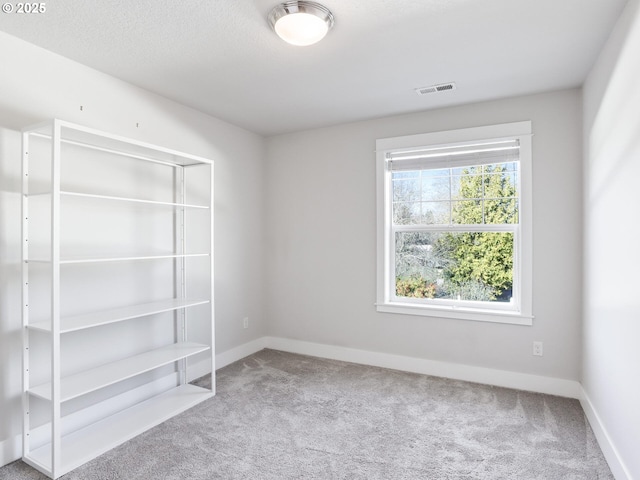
0,32,266,464
265,89,583,381
582,0,640,478
3,8,636,474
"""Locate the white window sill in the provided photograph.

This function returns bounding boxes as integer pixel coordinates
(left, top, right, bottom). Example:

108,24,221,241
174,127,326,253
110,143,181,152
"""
375,302,533,326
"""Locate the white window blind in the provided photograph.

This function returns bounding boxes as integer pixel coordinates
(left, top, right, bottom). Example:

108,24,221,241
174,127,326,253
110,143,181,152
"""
388,139,520,172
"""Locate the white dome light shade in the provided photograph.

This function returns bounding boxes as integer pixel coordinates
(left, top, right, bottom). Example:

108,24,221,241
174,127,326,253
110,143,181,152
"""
275,12,328,46
269,1,334,47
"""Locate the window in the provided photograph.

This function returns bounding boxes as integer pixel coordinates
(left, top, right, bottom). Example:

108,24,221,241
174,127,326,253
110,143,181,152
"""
376,122,533,325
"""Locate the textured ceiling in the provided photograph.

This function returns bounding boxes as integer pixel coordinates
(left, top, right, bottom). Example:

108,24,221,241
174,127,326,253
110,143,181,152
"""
0,0,628,136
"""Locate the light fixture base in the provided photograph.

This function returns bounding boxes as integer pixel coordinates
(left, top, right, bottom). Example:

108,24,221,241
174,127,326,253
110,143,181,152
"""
268,1,335,46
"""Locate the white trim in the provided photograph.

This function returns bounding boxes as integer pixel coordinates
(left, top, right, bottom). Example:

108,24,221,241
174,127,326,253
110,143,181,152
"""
11,337,632,473
0,338,269,469
214,337,269,371
187,337,269,383
192,336,581,399
376,121,533,324
264,336,580,398
0,434,21,469
376,121,533,151
375,302,533,325
580,388,632,480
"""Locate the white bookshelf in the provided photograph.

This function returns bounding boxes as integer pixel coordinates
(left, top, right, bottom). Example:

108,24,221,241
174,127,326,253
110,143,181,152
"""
28,298,209,333
21,119,215,479
60,190,210,209
27,384,210,477
28,342,210,402
28,252,210,264
30,190,210,209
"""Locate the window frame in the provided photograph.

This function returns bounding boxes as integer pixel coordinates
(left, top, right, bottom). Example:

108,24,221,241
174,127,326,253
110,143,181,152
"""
376,122,533,325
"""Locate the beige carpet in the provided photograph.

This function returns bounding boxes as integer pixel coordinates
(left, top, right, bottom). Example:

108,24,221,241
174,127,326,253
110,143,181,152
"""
1,349,612,479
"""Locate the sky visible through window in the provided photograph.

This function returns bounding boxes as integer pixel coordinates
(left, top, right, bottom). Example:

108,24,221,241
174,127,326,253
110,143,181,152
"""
392,162,519,303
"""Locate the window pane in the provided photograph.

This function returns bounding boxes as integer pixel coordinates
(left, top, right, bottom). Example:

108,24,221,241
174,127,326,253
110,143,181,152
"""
421,171,450,201
485,198,519,224
500,162,518,173
393,201,421,225
421,201,450,224
392,162,520,227
451,171,482,200
392,177,420,202
484,173,517,198
395,231,514,303
451,200,482,224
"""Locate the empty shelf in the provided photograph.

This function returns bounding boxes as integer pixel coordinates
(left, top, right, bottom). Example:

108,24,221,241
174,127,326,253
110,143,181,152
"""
29,342,210,402
25,383,213,478
27,253,209,264
28,298,210,333
60,191,209,209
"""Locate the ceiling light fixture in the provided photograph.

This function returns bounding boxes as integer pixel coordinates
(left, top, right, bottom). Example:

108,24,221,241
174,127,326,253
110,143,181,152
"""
268,1,334,47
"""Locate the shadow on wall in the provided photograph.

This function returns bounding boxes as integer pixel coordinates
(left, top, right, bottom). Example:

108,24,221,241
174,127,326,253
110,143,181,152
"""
0,127,24,445
587,0,640,203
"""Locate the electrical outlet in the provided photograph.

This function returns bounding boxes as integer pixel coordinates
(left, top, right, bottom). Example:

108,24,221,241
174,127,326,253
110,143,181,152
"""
533,341,543,356
243,317,249,329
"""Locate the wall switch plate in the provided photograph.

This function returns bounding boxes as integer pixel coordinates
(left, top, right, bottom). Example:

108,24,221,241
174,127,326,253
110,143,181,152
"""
243,317,249,329
533,341,543,356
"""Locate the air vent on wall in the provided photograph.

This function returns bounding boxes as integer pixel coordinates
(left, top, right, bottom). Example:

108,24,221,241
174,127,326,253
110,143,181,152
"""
415,82,457,96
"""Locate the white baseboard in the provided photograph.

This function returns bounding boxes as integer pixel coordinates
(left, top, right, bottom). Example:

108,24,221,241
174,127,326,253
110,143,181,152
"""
264,336,582,399
185,337,268,383
580,388,631,480
0,338,269,470
1,336,612,472
188,335,581,399
0,372,181,468
0,434,20,470
216,337,269,370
